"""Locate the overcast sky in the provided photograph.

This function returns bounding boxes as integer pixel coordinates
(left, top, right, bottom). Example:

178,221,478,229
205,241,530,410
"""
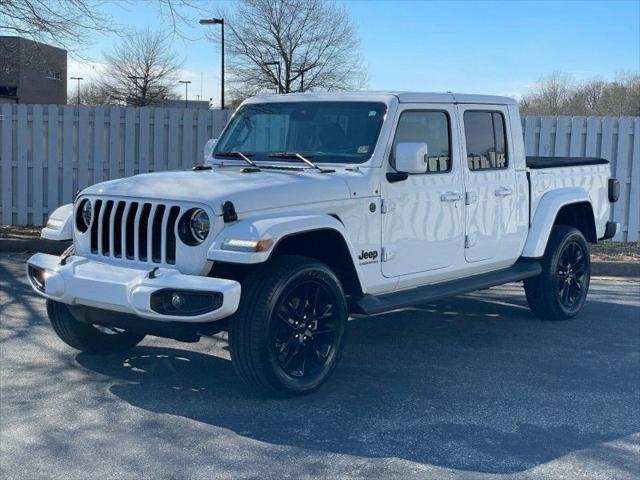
68,0,640,106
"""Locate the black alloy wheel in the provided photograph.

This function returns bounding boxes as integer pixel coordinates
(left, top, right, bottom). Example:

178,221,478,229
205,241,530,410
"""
270,280,339,380
555,240,588,309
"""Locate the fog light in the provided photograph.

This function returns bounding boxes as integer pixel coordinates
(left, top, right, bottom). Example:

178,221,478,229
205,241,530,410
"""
171,293,186,309
28,265,46,292
150,289,223,316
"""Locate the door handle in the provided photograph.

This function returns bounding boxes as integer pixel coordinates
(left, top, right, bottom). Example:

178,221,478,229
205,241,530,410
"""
495,187,513,197
440,191,462,202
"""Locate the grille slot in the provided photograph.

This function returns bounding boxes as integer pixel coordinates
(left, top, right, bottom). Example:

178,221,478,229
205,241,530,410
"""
84,198,182,265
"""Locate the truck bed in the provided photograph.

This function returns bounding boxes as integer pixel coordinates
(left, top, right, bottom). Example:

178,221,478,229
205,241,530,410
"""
526,156,609,169
527,160,611,240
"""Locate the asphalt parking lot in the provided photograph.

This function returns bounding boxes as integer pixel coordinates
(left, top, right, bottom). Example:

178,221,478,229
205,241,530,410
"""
1,253,639,480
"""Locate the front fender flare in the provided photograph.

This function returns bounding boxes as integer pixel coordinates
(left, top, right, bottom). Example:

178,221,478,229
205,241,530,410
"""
522,188,591,258
207,213,354,264
41,204,74,241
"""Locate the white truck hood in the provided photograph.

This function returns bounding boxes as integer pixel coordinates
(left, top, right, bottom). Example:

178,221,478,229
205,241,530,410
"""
81,168,353,215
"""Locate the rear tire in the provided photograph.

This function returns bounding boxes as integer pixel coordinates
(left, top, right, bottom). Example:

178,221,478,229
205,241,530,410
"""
229,255,348,396
524,226,591,321
47,300,145,354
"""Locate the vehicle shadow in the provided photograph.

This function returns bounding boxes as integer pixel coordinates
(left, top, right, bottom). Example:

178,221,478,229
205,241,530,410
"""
76,292,640,474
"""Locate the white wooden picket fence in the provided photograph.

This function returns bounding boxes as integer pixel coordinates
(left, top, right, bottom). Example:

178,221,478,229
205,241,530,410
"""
0,105,638,241
0,104,229,227
522,116,639,242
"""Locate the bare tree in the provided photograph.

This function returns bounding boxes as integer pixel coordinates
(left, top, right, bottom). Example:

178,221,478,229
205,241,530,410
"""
67,81,112,105
215,0,368,101
520,72,640,116
0,0,203,54
98,29,183,106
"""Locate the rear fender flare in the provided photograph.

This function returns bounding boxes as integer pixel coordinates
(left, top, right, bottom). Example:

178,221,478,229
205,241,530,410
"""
522,188,592,258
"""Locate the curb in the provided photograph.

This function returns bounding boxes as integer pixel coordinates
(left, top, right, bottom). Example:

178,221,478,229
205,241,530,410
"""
1,239,638,278
591,261,640,278
0,239,71,256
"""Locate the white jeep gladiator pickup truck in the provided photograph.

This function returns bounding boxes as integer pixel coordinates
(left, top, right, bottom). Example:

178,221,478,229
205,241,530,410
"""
27,92,619,395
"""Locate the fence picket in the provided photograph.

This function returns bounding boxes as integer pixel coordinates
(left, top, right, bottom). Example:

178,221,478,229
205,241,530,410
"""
153,108,164,172
62,106,74,204
32,105,44,225
16,105,28,224
78,107,89,191
47,105,58,217
626,118,639,241
196,109,209,163
554,116,570,157
125,107,135,177
182,109,193,169
167,109,179,170
538,117,554,156
139,108,150,174
93,107,104,184
109,106,120,180
585,117,600,157
613,118,632,241
569,117,586,157
1,104,12,224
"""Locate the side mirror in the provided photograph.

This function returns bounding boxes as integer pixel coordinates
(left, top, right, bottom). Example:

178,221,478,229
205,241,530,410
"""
395,142,429,174
203,138,218,165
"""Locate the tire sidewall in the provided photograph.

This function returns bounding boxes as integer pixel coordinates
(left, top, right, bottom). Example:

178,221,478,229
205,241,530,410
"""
261,262,348,393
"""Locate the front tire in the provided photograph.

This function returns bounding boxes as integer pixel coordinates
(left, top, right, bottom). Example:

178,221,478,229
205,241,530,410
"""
229,255,348,396
47,300,145,354
524,226,591,321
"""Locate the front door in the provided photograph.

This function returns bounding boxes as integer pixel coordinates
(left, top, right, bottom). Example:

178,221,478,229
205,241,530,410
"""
458,106,519,263
381,105,465,277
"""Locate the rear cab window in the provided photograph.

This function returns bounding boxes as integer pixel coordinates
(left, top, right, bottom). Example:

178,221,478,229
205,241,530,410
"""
463,111,508,171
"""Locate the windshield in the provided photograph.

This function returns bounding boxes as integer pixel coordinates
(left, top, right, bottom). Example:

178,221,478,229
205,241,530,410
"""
213,101,387,164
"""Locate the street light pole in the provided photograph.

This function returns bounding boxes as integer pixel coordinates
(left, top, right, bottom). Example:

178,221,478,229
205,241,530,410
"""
199,17,225,109
70,76,83,105
266,61,282,93
179,80,192,108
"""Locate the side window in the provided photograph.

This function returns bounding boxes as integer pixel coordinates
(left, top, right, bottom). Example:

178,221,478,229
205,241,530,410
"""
390,111,451,173
463,111,508,171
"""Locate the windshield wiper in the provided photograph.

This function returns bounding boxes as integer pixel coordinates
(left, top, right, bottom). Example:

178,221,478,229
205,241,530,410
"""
214,151,258,168
268,152,322,171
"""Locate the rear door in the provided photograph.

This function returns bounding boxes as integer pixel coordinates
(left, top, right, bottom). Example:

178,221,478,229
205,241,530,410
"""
458,106,520,264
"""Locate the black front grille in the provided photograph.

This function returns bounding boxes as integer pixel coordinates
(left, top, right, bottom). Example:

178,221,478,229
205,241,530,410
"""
88,199,180,265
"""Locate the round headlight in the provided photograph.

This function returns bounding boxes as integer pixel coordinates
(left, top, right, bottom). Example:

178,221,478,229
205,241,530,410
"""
178,208,210,245
75,199,92,233
190,209,210,242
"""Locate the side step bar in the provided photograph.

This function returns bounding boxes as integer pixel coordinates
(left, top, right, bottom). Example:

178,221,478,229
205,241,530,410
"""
350,261,542,315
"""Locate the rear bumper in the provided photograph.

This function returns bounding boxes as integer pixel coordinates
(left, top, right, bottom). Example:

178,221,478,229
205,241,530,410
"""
599,221,618,241
26,253,241,323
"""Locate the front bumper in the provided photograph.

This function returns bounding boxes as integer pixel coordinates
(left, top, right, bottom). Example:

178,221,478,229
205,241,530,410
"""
26,253,241,323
